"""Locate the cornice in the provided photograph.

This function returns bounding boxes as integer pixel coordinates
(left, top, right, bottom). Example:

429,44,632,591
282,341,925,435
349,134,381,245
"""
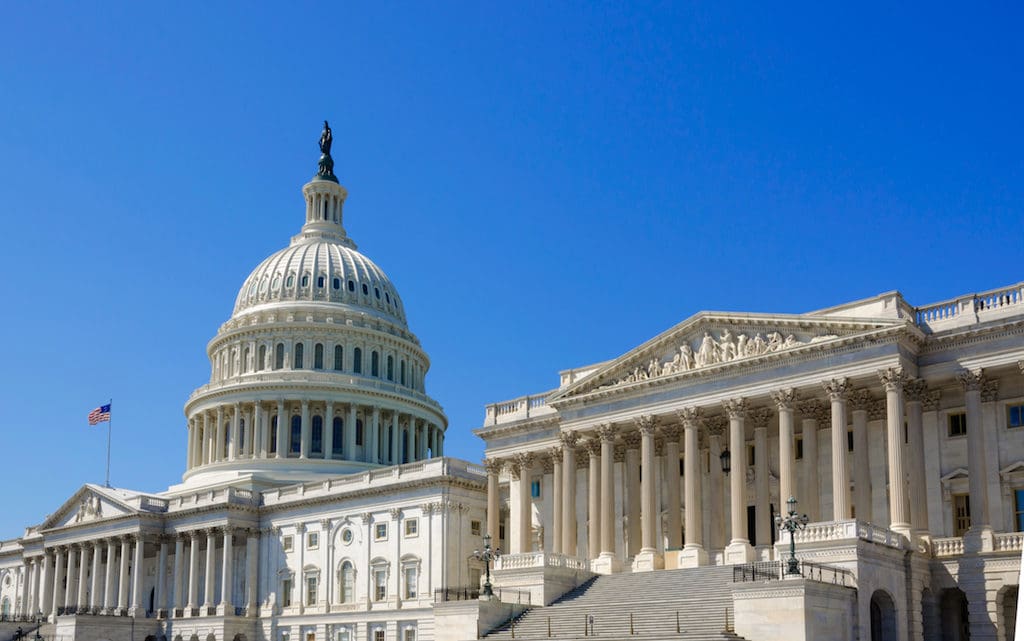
474,414,560,440
919,317,1024,353
209,320,428,362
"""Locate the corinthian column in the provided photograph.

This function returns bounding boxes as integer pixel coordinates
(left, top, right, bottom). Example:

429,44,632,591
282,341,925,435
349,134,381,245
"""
706,416,727,550
89,542,102,611
51,547,65,619
219,528,234,615
203,530,216,610
560,432,579,555
103,540,116,613
65,545,77,611
797,401,824,521
823,378,851,520
905,379,930,537
772,389,798,506
596,424,620,572
723,399,754,564
958,369,993,543
511,453,534,554
549,446,564,554
849,389,873,523
130,535,145,615
677,408,706,567
751,408,771,552
634,415,663,570
662,420,683,552
879,367,911,538
585,438,601,560
484,458,502,545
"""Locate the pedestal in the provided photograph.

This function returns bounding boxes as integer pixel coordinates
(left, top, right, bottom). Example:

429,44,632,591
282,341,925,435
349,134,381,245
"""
591,553,622,575
964,526,994,554
677,545,708,568
632,549,664,572
724,540,755,565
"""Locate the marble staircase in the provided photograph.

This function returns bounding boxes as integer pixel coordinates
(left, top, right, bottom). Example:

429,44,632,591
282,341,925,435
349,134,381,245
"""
484,566,749,641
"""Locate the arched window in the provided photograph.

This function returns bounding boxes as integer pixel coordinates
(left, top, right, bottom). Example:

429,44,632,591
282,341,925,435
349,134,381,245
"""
361,283,369,295
340,562,355,603
347,280,355,292
286,274,295,288
290,416,301,455
301,275,309,287
314,343,324,369
356,419,364,446
332,417,344,457
374,287,381,299
270,416,278,454
400,361,406,386
333,278,341,290
353,347,362,374
242,347,250,373
238,419,246,453
387,355,394,381
258,345,267,371
317,276,325,288
275,343,285,370
294,343,304,369
371,351,380,377
1,597,9,618
334,345,344,371
224,421,231,454
311,416,323,456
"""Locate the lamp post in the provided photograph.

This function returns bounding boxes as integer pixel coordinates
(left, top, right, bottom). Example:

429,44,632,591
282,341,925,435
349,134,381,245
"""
774,496,809,575
472,533,501,598
719,449,731,474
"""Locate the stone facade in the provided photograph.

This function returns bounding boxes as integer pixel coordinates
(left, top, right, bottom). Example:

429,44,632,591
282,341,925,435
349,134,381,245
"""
477,283,1024,640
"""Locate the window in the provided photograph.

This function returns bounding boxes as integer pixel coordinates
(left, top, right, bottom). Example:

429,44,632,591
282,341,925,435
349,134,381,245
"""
347,279,355,292
282,632,290,641
275,343,285,369
314,343,324,369
953,493,971,536
362,283,369,296
387,355,394,381
949,412,968,437
282,578,293,607
795,436,804,460
356,419,364,446
306,576,318,606
283,535,294,551
499,524,506,541
238,419,246,452
373,630,385,641
470,520,481,536
404,519,418,537
341,529,353,544
317,276,325,288
333,278,341,290
337,631,349,641
1016,490,1024,532
340,562,354,602
400,361,406,385
847,430,854,453
371,351,380,377
353,347,362,374
301,275,309,287
307,532,319,549
312,416,323,455
403,630,415,641
290,416,302,454
747,444,755,467
258,345,267,371
286,275,295,288
294,343,304,369
334,345,344,371
531,479,541,499
385,292,391,304
1009,404,1024,429
375,523,387,540
374,570,387,601
332,418,343,457
270,415,278,454
403,566,417,599
375,287,381,299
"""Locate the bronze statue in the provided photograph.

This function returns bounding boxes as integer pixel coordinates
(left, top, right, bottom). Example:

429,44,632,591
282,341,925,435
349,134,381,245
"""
317,120,337,182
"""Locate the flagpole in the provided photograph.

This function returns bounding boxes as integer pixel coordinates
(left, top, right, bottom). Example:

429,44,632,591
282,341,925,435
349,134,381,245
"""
105,398,112,488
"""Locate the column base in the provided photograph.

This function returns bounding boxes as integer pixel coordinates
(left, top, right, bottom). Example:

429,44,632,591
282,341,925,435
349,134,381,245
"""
632,549,664,572
889,522,913,541
591,553,621,575
964,526,994,553
677,545,708,568
724,540,755,565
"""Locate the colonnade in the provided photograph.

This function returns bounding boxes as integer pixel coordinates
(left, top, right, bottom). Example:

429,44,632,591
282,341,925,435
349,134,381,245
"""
15,528,260,620
186,402,443,471
484,367,997,565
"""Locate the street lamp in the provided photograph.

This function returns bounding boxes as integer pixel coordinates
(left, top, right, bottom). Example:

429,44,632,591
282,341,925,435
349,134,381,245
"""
774,496,809,575
472,533,501,598
719,449,731,474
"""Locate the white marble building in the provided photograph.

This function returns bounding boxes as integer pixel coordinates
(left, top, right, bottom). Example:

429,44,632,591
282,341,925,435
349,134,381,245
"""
0,142,488,641
476,282,1024,640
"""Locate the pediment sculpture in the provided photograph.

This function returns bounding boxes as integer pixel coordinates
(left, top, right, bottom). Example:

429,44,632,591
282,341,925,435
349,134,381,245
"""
603,328,839,389
74,495,103,523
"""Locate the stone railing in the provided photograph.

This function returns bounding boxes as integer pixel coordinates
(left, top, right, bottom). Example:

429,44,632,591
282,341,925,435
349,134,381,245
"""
994,532,1024,553
915,281,1024,331
483,392,557,426
932,537,964,558
783,519,903,550
493,552,590,572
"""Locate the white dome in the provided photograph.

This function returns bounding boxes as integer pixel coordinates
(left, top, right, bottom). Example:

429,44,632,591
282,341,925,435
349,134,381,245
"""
234,238,407,326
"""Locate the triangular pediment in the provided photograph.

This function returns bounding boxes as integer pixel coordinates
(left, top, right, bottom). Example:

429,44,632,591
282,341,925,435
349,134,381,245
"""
40,484,138,530
549,312,911,403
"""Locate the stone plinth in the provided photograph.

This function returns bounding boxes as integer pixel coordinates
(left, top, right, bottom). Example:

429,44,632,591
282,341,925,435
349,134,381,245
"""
493,552,594,605
433,599,531,641
732,578,857,641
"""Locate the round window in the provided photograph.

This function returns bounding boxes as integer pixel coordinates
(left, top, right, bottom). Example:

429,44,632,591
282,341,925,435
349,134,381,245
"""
342,528,353,544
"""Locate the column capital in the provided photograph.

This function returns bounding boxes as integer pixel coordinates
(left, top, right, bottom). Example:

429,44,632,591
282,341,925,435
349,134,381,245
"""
541,455,554,474
661,423,681,440
823,377,851,400
547,446,563,463
722,398,748,419
622,429,641,449
922,390,942,411
796,399,825,421
420,503,435,515
848,389,873,412
596,423,617,442
482,457,504,475
559,431,579,448
868,398,886,421
878,367,906,391
633,414,658,435
360,512,373,524
654,438,666,457
749,407,772,429
770,388,799,410
904,378,929,404
583,437,602,455
675,406,703,428
982,379,1000,403
219,526,235,538
575,447,591,467
956,368,986,391
389,508,402,520
704,415,727,437
613,444,627,463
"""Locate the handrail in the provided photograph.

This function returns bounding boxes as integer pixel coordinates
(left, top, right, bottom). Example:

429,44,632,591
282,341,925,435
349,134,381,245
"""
732,560,855,587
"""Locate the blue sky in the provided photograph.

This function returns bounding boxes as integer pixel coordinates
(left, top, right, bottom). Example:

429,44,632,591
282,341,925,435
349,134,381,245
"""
1,3,1022,539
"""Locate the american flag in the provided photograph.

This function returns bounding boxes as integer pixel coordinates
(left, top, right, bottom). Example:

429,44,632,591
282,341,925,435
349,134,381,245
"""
88,403,111,425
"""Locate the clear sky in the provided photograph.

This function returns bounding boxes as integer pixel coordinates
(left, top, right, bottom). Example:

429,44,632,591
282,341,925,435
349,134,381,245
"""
1,3,1022,539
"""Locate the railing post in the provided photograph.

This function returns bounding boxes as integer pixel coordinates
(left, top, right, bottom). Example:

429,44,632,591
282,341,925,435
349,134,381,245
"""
676,610,680,634
630,612,634,635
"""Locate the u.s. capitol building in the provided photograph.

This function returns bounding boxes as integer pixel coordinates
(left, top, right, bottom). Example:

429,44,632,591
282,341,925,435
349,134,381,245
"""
2,127,1023,641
